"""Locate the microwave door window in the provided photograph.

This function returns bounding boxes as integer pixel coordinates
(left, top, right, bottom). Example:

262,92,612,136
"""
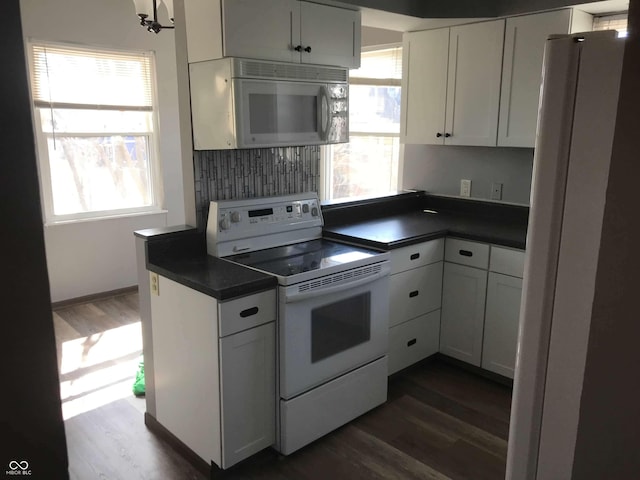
248,93,318,135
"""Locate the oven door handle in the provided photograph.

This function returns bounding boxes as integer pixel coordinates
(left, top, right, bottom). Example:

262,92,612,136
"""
285,267,389,304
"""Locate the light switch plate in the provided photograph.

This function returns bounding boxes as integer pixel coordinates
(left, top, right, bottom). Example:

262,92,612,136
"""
491,182,503,200
460,179,471,197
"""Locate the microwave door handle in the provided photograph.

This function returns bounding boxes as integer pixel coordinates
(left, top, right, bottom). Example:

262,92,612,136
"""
319,86,330,141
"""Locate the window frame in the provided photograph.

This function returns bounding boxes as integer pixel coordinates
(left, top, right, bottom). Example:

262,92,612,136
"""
321,44,403,203
27,40,164,225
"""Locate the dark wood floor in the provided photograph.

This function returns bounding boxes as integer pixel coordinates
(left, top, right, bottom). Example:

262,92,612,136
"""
54,293,512,480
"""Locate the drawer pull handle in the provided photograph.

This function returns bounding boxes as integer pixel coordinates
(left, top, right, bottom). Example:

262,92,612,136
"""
407,338,417,347
240,307,259,318
459,249,473,257
410,253,420,260
409,290,419,298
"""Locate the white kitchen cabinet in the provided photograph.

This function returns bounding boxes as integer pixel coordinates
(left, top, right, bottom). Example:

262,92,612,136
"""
387,239,444,374
482,272,523,378
389,262,443,328
498,9,593,147
185,0,360,68
440,261,488,366
401,20,505,146
151,275,275,470
481,245,525,378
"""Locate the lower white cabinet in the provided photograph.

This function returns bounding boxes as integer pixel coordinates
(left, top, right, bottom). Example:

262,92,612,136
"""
151,275,275,469
440,261,488,366
388,310,440,375
387,239,444,374
482,272,523,378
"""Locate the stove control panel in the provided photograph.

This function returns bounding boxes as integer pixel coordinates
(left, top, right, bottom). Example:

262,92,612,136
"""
207,193,323,256
218,199,319,230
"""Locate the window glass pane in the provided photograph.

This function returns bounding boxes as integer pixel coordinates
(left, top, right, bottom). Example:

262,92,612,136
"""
330,136,399,200
349,85,401,134
38,108,153,134
46,135,152,215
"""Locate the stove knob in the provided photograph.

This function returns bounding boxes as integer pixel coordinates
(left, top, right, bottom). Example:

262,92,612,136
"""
302,204,310,214
230,211,241,223
219,216,230,230
311,207,318,217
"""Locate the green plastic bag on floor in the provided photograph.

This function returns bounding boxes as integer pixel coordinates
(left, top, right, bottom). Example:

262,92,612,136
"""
133,360,145,397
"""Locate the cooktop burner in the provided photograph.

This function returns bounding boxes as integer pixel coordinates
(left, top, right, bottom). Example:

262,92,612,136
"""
226,239,382,279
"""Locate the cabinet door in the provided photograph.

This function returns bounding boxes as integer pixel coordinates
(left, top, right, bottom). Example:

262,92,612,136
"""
498,10,572,147
220,322,276,468
445,20,505,146
300,2,361,68
389,262,443,327
223,0,300,63
482,273,523,378
440,262,487,366
401,28,449,144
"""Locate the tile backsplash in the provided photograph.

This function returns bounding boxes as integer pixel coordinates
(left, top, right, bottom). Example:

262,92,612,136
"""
193,146,321,229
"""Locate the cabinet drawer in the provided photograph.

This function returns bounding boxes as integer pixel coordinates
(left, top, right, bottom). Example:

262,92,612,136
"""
390,238,444,274
388,310,440,375
218,290,276,337
445,238,489,269
390,262,443,327
490,246,525,278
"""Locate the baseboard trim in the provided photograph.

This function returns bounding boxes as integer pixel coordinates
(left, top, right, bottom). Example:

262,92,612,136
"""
435,353,514,387
52,285,138,310
144,412,212,477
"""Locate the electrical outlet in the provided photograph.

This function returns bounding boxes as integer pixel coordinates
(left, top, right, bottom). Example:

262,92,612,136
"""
460,179,471,197
150,272,159,296
491,182,503,200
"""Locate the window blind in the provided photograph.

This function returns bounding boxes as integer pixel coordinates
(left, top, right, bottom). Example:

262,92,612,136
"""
592,13,628,36
30,44,154,111
350,46,402,85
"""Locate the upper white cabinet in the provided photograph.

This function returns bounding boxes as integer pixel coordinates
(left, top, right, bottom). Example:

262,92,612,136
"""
401,20,505,146
185,0,361,68
498,9,593,147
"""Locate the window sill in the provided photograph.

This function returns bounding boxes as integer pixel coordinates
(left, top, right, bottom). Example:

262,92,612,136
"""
44,209,168,227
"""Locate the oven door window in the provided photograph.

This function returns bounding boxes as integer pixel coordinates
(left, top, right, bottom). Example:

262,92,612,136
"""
311,292,371,363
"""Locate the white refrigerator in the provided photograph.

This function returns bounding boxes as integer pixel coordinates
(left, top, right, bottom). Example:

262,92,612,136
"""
506,31,626,479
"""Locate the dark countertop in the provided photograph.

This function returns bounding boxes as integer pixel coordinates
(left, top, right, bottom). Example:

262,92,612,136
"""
148,255,277,301
322,192,528,250
137,192,528,300
140,227,277,301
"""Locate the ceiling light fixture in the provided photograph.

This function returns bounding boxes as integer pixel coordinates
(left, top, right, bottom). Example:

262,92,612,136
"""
132,0,174,34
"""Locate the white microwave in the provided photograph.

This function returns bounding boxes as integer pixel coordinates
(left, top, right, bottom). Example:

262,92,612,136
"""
189,58,349,150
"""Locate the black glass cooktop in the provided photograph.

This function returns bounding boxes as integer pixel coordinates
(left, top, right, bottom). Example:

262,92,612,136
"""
226,239,383,277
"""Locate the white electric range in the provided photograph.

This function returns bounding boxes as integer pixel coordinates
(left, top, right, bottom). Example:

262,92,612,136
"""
206,193,390,455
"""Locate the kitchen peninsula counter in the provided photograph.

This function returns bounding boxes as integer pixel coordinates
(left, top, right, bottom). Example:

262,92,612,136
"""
135,227,276,301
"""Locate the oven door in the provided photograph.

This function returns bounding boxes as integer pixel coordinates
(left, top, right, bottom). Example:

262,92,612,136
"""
279,262,390,399
234,79,328,148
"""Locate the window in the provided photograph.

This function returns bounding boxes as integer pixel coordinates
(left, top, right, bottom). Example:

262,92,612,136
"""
323,46,402,202
592,13,628,37
29,42,160,223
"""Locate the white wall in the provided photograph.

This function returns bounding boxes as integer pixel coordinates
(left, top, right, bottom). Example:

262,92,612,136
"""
20,0,186,302
402,144,535,205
